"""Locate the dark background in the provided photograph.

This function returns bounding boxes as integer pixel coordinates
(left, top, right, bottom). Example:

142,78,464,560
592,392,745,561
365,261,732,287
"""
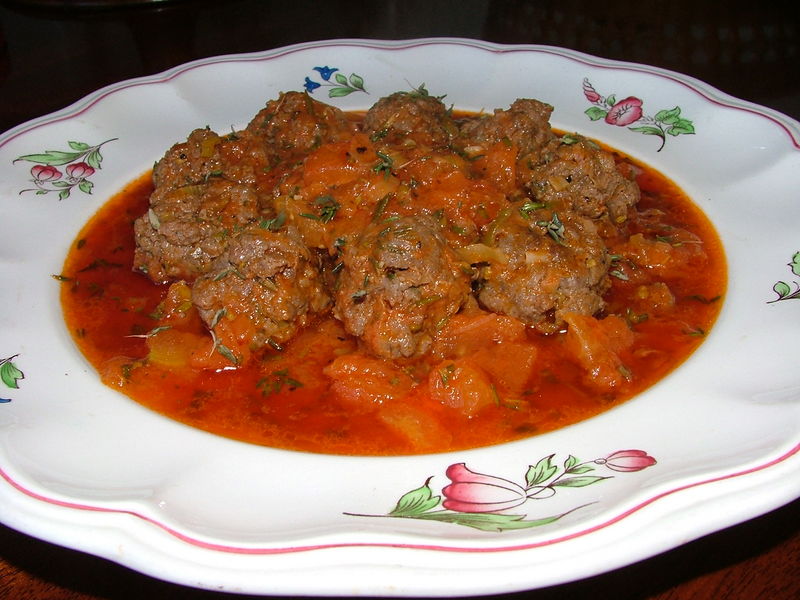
1,0,799,132
1,1,798,599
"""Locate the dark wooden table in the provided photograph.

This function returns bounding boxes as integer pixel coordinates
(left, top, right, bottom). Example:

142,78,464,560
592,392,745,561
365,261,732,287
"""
1,1,798,598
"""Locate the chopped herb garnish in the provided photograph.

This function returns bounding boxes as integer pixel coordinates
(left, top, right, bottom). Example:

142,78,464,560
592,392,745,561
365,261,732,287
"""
438,363,456,386
519,199,547,218
257,369,304,396
216,343,240,365
125,325,172,339
259,277,278,292
415,294,443,306
119,358,147,382
213,268,232,282
372,194,391,222
78,258,123,272
687,294,721,304
372,151,394,176
407,82,445,100
209,308,227,329
266,338,284,352
610,269,629,281
684,326,706,337
312,195,340,223
51,274,72,282
536,213,566,244
490,384,502,406
384,265,407,279
259,211,286,231
370,128,389,142
624,308,649,325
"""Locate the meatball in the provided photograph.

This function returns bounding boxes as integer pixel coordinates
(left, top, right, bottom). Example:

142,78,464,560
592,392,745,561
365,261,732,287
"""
151,126,274,193
458,98,555,160
333,216,471,359
475,208,610,332
526,136,639,225
191,225,330,351
363,90,457,148
133,178,261,283
152,128,226,191
244,91,357,164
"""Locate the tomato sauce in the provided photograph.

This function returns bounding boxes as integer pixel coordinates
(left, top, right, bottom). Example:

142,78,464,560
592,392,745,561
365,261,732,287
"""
60,148,725,456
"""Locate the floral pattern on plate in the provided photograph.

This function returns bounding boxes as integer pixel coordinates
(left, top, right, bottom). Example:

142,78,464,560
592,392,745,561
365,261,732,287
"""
769,252,800,303
303,65,368,97
14,138,116,200
0,354,23,403
582,78,695,151
348,450,657,532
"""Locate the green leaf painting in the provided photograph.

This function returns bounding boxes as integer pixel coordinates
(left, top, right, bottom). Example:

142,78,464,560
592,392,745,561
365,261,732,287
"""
303,66,368,98
769,252,800,302
0,355,24,403
14,139,116,200
347,450,656,532
582,78,695,151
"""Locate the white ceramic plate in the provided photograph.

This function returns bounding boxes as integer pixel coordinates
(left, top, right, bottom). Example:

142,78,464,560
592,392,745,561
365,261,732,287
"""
1,39,798,596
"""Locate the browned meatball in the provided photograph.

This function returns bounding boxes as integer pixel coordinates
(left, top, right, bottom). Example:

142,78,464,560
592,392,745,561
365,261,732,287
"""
526,136,639,225
475,207,610,332
133,178,261,283
362,90,457,148
458,98,555,160
333,216,471,358
244,91,357,164
191,225,330,352
151,126,275,194
152,128,226,190
137,92,356,285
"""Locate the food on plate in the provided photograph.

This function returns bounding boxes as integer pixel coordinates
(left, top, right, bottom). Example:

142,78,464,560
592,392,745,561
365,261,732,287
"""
60,88,725,455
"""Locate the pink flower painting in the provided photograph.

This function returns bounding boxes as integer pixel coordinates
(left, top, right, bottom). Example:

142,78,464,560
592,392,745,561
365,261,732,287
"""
605,97,644,126
15,138,115,200
66,162,95,180
582,78,695,151
442,463,528,513
598,449,657,472
31,165,62,182
350,449,657,532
